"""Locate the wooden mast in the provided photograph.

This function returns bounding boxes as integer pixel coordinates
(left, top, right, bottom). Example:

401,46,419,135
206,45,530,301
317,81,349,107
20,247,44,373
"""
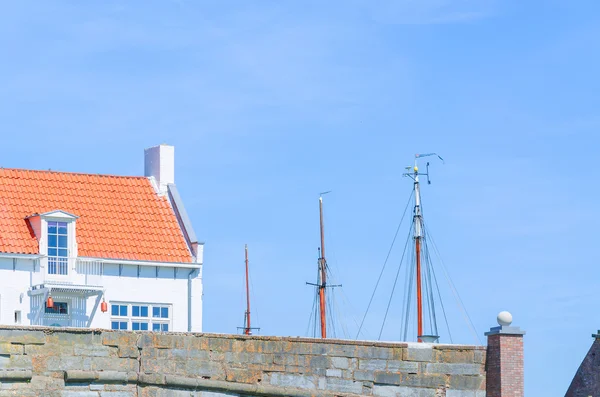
318,196,327,338
413,163,424,343
244,244,251,335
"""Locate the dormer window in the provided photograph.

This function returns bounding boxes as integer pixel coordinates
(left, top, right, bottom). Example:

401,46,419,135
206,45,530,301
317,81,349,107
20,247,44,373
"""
48,221,68,275
27,210,79,277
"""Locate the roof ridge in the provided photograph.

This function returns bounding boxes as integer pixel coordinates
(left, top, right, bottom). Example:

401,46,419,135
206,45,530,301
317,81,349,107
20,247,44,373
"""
0,167,148,180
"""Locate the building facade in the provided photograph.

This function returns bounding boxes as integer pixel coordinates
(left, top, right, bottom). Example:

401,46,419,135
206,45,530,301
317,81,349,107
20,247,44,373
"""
0,144,203,332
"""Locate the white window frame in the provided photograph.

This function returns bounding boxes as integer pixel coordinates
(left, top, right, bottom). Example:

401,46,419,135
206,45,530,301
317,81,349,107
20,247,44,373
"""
109,301,172,332
36,211,79,278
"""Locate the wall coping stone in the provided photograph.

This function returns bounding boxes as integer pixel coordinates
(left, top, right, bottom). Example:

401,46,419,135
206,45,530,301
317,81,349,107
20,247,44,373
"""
0,325,485,350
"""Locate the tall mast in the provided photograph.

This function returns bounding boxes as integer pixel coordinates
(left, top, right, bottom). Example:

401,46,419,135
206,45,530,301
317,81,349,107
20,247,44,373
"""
413,162,424,342
318,196,327,338
244,244,251,335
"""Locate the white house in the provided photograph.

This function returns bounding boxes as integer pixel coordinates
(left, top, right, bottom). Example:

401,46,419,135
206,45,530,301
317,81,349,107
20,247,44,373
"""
0,144,203,332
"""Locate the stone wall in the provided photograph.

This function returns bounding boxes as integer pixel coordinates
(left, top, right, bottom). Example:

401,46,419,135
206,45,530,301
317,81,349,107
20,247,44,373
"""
0,326,486,396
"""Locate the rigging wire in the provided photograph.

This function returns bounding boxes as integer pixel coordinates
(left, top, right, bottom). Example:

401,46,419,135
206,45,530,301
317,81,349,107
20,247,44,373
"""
356,190,414,339
378,226,413,340
423,238,439,337
402,240,416,341
424,220,483,345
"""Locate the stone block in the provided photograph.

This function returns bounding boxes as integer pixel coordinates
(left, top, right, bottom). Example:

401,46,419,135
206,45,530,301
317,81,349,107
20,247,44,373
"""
74,345,113,357
446,391,486,397
90,357,138,372
0,343,23,355
403,345,433,362
103,332,138,348
433,348,475,363
0,354,32,370
0,330,46,345
100,392,137,397
325,368,342,377
29,375,65,389
327,343,357,357
325,377,364,394
356,346,393,360
330,356,349,369
374,371,401,385
426,363,482,376
386,360,419,373
358,359,387,371
60,392,100,397
118,346,139,359
354,370,375,382
373,385,436,397
273,353,297,366
270,373,316,390
400,373,446,388
184,360,224,379
473,350,486,364
308,355,330,370
448,375,485,390
0,369,33,380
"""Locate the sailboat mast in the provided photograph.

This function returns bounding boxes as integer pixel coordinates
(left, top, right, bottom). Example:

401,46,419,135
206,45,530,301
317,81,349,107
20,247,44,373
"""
244,244,251,335
413,163,424,342
319,196,327,338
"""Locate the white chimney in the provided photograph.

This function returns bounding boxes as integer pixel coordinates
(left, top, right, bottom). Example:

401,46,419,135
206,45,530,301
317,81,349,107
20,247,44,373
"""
144,144,175,195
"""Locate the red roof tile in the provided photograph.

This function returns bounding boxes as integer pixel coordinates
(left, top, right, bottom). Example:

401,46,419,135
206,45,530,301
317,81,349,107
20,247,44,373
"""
0,168,192,263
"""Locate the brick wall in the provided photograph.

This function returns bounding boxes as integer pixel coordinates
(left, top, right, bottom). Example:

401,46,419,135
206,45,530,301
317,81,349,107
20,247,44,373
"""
486,334,524,397
0,326,487,397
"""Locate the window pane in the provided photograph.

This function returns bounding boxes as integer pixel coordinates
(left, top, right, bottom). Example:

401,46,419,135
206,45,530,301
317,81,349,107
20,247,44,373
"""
152,307,160,318
48,248,57,257
48,222,57,233
119,322,127,330
161,307,168,318
58,223,67,234
48,235,57,248
132,322,140,331
152,323,160,331
111,305,119,316
132,306,140,317
161,324,168,332
119,305,127,316
141,306,148,317
141,322,148,331
58,249,68,257
58,236,67,248
111,321,119,330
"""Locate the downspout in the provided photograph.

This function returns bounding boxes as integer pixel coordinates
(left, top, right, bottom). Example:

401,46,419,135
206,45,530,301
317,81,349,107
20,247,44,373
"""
187,268,197,332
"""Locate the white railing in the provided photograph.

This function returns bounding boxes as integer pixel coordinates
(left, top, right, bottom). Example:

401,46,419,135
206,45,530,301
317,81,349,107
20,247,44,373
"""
76,259,104,276
48,257,68,275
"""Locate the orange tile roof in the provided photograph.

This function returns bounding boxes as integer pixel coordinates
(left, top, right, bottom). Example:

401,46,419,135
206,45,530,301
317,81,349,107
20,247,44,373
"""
0,168,192,263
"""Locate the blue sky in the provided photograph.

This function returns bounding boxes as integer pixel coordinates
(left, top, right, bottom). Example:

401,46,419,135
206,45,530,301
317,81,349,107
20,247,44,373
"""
1,1,599,394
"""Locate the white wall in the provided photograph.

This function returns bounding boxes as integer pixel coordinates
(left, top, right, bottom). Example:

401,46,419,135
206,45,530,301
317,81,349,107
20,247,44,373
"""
0,258,34,326
0,258,203,332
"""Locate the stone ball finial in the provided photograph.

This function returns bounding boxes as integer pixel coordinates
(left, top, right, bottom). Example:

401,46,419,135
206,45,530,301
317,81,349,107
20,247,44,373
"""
497,311,513,326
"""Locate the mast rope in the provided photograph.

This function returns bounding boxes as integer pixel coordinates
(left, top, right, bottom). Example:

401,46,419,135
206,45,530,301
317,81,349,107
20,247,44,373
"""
378,226,413,340
355,190,414,339
424,220,482,345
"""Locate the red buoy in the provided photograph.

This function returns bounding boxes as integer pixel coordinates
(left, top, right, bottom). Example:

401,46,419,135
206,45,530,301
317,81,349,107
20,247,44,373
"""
101,300,108,313
46,296,54,309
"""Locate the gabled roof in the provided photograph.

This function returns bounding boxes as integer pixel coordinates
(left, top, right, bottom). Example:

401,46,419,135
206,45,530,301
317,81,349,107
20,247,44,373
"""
0,168,192,263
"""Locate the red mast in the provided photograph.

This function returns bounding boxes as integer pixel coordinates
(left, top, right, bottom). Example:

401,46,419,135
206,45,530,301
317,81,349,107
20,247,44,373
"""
413,163,424,342
318,196,327,339
244,244,251,335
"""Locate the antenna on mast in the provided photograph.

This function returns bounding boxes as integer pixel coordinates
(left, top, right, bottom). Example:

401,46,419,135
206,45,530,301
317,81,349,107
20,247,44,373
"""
306,191,340,338
403,153,443,343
